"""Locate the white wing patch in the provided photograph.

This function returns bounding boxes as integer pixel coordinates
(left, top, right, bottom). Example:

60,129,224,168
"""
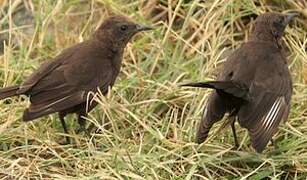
261,96,285,131
202,101,208,120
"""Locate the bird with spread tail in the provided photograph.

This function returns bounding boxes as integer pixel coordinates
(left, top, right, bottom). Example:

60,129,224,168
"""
182,12,297,153
0,15,152,143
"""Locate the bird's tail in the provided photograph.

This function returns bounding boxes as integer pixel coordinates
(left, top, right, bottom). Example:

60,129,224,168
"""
0,85,20,100
181,81,249,100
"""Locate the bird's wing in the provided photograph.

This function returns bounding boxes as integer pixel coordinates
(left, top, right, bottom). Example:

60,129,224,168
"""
196,92,227,143
18,44,82,94
22,42,114,121
23,91,86,121
238,75,292,153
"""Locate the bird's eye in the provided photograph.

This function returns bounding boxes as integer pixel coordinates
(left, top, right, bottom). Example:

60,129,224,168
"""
272,17,284,29
276,17,284,24
120,25,128,31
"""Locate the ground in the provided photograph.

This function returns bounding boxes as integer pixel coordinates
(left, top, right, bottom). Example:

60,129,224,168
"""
0,0,307,179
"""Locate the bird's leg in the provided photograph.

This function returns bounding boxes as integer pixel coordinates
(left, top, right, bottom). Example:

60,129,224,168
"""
270,139,278,149
58,112,70,144
77,113,96,144
76,113,87,134
231,117,239,149
87,121,97,133
270,139,274,146
76,101,98,134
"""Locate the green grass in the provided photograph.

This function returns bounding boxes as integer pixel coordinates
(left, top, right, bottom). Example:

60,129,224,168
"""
0,0,307,179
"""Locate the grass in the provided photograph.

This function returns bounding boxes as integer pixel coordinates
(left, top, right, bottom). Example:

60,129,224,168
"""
0,0,307,179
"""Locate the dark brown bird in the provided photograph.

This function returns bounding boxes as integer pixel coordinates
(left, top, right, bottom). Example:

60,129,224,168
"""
0,15,152,143
182,12,297,153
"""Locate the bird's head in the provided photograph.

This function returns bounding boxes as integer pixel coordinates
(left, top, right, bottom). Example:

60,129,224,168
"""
251,12,298,43
94,15,152,48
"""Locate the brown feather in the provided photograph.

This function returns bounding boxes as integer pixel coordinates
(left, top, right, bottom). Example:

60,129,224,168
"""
0,15,152,143
186,12,294,153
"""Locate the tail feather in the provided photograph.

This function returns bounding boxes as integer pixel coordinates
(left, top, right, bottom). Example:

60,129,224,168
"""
23,108,44,122
181,81,249,100
0,85,20,100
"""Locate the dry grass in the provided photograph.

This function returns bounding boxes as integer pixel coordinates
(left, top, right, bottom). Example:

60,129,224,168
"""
0,0,307,179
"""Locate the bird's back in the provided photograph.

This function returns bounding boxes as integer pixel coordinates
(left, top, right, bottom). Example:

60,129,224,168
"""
219,42,291,95
21,39,121,121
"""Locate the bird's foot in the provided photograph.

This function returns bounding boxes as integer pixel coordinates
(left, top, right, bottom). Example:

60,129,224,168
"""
76,126,86,134
76,126,90,136
59,136,71,145
271,139,278,150
231,142,240,151
87,123,97,134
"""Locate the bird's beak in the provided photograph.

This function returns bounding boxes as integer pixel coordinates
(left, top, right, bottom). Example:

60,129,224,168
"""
284,12,299,25
136,24,153,32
